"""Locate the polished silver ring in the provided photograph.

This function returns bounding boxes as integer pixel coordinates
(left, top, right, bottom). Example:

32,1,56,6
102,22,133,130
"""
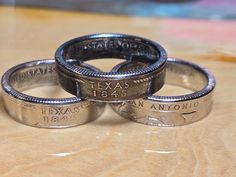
111,58,216,126
55,33,167,102
1,59,105,128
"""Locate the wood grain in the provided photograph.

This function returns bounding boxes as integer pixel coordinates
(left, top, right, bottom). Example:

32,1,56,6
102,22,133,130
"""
0,6,236,177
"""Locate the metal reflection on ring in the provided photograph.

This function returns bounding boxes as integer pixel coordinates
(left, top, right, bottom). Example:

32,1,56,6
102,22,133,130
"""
111,58,216,126
1,59,105,128
55,33,167,102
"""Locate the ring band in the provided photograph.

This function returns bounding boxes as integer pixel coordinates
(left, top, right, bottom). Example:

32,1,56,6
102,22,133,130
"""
1,59,105,128
55,33,167,102
111,58,216,126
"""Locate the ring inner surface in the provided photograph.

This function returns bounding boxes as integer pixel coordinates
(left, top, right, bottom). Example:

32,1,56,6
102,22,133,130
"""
166,62,207,91
9,63,58,92
62,38,159,67
114,61,208,92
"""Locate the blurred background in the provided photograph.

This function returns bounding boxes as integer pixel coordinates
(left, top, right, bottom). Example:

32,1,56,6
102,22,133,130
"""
0,0,235,64
0,0,235,66
1,0,236,19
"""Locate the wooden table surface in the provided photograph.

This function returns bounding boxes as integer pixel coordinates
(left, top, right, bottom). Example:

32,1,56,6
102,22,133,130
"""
0,6,236,177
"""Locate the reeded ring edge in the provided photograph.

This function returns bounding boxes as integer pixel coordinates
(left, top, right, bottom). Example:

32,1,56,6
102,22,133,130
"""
1,59,83,105
55,33,167,78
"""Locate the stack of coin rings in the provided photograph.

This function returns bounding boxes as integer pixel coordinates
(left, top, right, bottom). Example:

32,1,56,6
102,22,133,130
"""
1,33,216,128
